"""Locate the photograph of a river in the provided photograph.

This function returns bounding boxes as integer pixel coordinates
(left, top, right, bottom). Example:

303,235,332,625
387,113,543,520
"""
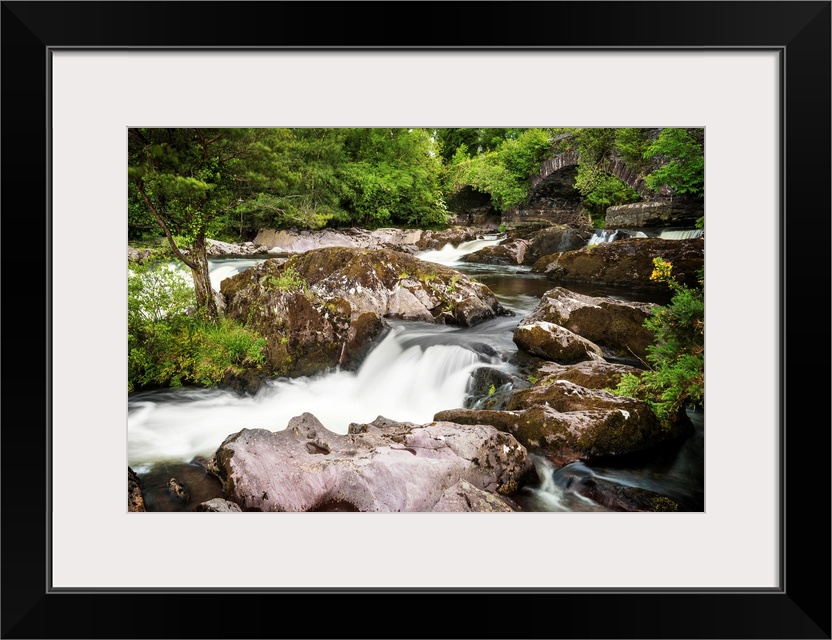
128,235,704,513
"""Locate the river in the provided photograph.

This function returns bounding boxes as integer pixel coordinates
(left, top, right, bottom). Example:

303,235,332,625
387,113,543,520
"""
128,232,704,513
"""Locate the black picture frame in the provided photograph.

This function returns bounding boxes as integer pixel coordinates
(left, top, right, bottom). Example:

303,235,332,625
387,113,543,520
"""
2,2,829,638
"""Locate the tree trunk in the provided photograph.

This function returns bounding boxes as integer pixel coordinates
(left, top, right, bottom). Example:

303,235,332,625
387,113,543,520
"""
190,234,219,321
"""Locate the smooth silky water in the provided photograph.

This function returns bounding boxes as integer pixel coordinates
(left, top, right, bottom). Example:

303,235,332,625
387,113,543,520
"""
129,235,704,512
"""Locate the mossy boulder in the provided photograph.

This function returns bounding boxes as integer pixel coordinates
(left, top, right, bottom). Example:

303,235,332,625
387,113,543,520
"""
523,225,594,265
530,360,645,390
284,246,511,327
513,321,605,364
517,287,657,360
531,237,704,292
220,259,387,378
434,380,693,465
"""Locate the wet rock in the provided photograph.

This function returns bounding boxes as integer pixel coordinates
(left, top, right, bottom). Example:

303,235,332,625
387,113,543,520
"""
341,311,390,371
460,239,529,265
253,227,424,254
196,498,243,512
568,475,682,512
513,321,605,364
414,227,481,250
531,237,704,292
523,225,594,265
530,360,645,391
517,287,657,360
432,480,521,512
220,368,266,396
466,367,516,401
167,477,190,502
220,259,388,378
282,247,511,327
465,367,526,411
208,413,536,512
128,467,146,512
435,381,693,466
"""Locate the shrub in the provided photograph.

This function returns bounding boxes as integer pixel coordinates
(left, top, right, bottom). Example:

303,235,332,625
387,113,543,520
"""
262,266,307,293
128,260,267,391
612,257,704,425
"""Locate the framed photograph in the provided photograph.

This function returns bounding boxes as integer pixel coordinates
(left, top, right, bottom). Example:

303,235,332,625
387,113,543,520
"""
3,1,829,638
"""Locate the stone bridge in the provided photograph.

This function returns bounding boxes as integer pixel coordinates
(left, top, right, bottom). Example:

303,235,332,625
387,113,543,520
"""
507,144,700,228
529,148,665,199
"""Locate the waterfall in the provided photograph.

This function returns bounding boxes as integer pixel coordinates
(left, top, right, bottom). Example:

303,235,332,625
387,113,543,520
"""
588,229,619,245
659,229,704,240
127,324,486,468
588,228,701,245
417,236,504,265
206,258,266,291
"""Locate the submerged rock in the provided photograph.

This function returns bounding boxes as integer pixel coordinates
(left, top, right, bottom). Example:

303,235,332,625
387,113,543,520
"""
128,467,146,512
196,498,243,512
208,413,535,512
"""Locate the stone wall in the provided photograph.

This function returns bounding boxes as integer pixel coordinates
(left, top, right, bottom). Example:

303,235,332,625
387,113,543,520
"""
605,196,703,228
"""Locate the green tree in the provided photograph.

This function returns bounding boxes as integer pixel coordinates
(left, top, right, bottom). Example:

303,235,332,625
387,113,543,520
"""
338,128,448,228
643,128,704,196
574,163,640,222
128,128,286,321
446,128,553,211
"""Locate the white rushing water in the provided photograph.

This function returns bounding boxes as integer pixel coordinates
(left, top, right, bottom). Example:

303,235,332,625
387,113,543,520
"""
416,236,504,266
128,237,512,469
659,229,703,240
127,323,498,468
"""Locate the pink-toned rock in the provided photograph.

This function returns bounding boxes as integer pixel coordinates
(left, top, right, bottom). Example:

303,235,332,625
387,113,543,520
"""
432,480,520,512
208,413,535,512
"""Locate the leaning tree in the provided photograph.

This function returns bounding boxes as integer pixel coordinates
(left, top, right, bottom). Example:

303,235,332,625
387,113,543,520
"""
128,128,285,321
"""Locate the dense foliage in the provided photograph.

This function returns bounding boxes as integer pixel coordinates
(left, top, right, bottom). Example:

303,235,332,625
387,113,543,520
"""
612,257,705,425
130,127,704,244
642,128,705,197
128,127,705,385
128,260,267,391
444,128,554,211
